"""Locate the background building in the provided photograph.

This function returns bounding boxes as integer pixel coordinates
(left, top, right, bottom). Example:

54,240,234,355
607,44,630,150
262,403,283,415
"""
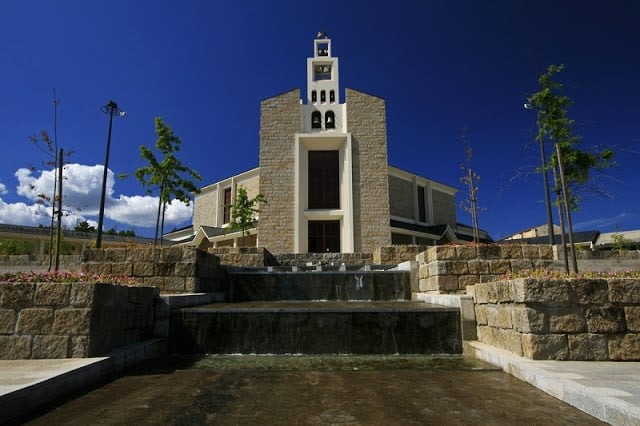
185,34,491,253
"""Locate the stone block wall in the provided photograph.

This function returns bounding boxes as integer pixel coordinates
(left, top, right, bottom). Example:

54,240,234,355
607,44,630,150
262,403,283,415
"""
431,189,457,226
0,281,158,359
346,88,391,253
374,245,429,265
388,175,414,218
192,186,218,231
471,278,640,360
271,252,373,267
208,248,373,268
258,89,301,253
209,247,270,268
82,247,223,294
417,244,554,294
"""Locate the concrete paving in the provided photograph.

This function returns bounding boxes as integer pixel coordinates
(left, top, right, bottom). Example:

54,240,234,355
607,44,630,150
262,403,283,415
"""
0,341,638,424
0,339,165,424
466,341,640,425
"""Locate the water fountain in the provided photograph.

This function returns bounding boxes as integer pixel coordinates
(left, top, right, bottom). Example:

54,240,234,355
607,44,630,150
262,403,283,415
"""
170,264,462,355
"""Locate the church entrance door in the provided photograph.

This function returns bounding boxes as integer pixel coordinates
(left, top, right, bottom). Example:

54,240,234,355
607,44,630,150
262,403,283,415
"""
308,220,340,253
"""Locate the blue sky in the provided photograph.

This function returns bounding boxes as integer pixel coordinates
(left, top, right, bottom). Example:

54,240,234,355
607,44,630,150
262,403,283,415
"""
1,1,638,240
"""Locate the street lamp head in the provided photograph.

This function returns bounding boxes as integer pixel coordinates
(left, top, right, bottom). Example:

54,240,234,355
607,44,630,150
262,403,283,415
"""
524,103,534,110
101,100,126,117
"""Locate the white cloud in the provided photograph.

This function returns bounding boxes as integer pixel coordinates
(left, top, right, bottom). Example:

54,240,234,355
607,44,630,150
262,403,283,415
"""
0,182,7,195
15,164,106,214
106,194,193,228
3,163,193,231
574,213,632,231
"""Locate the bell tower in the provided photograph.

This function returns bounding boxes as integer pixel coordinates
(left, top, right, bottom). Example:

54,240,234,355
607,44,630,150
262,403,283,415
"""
294,32,354,253
304,32,343,132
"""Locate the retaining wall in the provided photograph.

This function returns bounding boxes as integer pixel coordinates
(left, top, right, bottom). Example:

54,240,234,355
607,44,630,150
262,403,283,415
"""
416,245,554,294
208,247,374,268
374,245,428,265
0,282,158,359
82,247,223,294
470,278,640,360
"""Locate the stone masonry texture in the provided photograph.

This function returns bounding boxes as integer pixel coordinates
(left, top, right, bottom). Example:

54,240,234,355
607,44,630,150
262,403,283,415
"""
258,89,301,253
82,247,223,294
0,282,158,359
416,244,554,295
192,187,217,231
472,277,640,361
346,88,391,252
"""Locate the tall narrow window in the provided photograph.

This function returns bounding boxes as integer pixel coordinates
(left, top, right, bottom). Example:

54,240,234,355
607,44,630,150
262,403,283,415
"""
308,150,339,209
311,111,321,129
311,90,317,103
223,187,232,224
325,111,335,129
320,90,326,103
417,186,426,223
329,90,335,103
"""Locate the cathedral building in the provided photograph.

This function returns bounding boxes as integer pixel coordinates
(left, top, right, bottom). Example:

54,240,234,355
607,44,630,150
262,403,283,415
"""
180,33,490,253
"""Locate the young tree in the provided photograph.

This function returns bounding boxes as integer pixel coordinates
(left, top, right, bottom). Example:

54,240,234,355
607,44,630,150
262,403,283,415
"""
527,64,615,273
226,187,266,238
135,117,201,245
27,90,74,270
459,129,481,244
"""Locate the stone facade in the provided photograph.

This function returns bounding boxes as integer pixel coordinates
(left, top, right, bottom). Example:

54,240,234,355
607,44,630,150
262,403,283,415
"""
471,278,640,360
0,281,158,359
82,247,223,294
388,175,414,218
192,170,260,231
432,189,457,226
417,244,554,294
257,89,301,253
346,88,391,253
192,186,217,231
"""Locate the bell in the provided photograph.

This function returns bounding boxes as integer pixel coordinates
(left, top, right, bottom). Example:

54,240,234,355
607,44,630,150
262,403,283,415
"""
326,116,333,124
312,116,320,124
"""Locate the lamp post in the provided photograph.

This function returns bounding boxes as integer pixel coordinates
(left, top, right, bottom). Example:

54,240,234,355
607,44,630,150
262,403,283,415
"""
524,103,555,246
96,100,125,248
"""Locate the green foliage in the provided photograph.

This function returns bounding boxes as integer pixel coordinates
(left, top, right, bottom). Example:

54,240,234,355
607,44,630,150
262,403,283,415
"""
226,187,267,237
74,221,96,233
105,228,136,237
527,64,615,211
135,117,202,243
611,225,632,260
0,240,35,255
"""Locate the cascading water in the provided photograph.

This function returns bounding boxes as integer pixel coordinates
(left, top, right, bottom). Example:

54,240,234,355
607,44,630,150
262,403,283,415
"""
170,267,461,355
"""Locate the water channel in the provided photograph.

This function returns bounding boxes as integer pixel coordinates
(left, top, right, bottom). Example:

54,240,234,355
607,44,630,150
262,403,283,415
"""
22,354,603,425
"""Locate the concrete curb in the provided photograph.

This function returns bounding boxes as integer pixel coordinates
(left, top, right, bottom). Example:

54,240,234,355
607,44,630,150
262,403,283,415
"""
0,338,165,424
465,341,640,425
